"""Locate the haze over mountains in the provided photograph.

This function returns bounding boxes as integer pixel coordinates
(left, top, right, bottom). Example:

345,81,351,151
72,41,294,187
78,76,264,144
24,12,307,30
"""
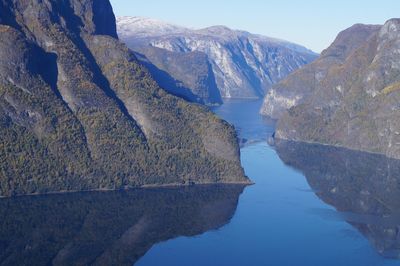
262,19,400,160
117,16,317,104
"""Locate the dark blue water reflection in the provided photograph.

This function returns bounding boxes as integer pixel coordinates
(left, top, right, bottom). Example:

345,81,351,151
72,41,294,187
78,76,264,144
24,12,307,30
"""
1,99,399,266
137,100,400,266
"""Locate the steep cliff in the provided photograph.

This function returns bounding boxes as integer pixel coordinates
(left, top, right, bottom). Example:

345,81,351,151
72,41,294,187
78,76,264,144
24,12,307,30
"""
260,23,381,118
134,46,222,105
264,19,400,159
117,16,317,102
0,0,249,197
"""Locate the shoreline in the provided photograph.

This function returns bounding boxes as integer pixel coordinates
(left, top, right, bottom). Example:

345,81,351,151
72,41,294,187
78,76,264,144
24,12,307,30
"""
0,180,254,199
274,137,400,160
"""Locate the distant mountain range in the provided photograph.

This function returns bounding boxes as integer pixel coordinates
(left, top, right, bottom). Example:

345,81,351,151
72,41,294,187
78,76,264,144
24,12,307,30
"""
262,18,400,160
117,16,318,104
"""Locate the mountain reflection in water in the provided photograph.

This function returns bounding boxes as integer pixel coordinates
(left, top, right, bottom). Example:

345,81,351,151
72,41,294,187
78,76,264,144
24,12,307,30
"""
275,140,400,259
0,185,245,265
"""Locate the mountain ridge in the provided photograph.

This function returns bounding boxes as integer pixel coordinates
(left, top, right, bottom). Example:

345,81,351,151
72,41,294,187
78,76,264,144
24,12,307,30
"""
0,0,249,197
117,16,317,102
260,23,381,119
262,18,400,160
117,16,316,54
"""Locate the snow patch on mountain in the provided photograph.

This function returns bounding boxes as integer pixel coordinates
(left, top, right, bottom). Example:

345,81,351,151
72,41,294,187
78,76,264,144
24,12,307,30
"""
117,16,318,99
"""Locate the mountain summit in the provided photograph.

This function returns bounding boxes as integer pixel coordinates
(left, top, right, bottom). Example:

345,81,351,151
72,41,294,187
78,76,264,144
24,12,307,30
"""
262,19,400,160
117,16,317,103
0,0,249,196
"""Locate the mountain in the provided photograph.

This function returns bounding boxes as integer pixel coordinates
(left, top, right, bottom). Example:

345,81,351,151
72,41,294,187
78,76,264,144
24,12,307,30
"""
117,16,318,103
134,46,222,105
260,23,381,118
0,185,245,265
0,0,249,197
263,19,400,159
276,140,400,259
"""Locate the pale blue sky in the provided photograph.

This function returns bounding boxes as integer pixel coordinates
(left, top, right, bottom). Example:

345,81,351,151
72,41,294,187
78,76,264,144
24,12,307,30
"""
110,0,399,53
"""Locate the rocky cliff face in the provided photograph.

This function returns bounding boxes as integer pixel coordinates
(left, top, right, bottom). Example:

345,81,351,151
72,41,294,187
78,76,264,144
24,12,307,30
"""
264,19,400,159
260,23,381,118
134,46,222,105
0,0,249,197
117,16,317,102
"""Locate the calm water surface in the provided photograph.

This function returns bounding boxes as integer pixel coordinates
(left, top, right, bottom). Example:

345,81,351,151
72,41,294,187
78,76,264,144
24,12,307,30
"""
1,99,400,266
137,99,400,266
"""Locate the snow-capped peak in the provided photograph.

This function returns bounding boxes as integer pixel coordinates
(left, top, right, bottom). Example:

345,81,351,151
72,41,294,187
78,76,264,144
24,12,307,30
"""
116,16,188,38
116,16,317,56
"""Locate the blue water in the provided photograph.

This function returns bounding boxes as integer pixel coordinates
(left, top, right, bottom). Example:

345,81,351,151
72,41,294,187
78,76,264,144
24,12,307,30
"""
210,99,276,142
137,99,400,266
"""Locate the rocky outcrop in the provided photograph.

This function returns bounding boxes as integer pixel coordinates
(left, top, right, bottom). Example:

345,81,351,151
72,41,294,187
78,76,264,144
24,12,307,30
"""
260,23,381,118
0,0,249,197
264,19,400,159
117,16,317,102
134,46,222,105
276,140,400,258
0,185,245,265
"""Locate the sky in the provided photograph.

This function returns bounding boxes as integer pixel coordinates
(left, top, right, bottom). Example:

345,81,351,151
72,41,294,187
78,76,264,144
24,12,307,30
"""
110,0,400,53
